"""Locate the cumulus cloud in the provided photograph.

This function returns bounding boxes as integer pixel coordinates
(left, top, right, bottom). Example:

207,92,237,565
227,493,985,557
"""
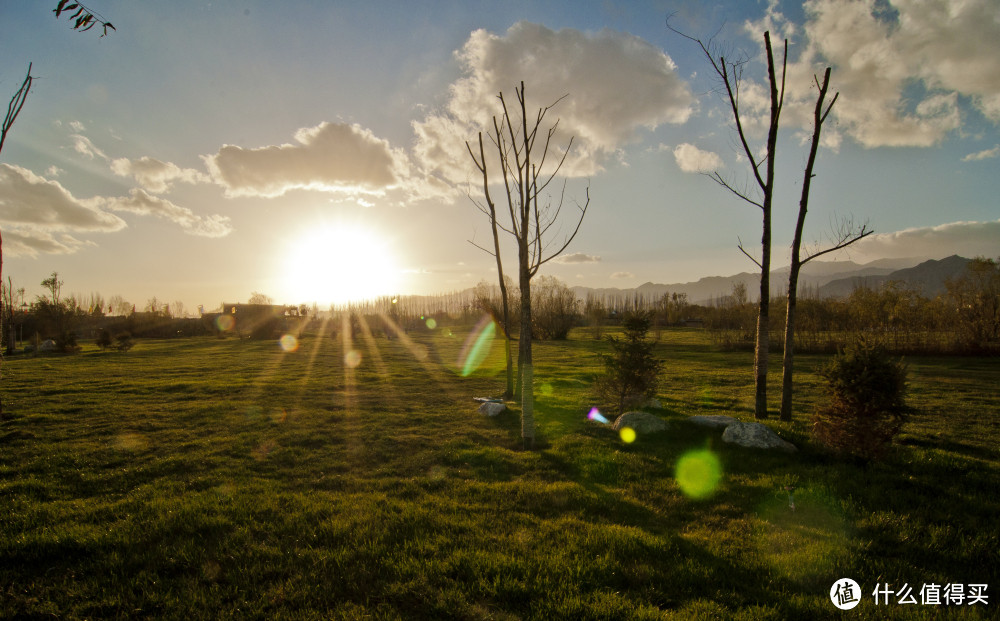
413,22,695,185
0,164,125,232
105,189,232,238
962,145,1000,162
673,143,724,173
110,156,210,193
852,219,1000,260
611,271,635,280
552,252,601,264
762,0,1000,148
203,121,411,198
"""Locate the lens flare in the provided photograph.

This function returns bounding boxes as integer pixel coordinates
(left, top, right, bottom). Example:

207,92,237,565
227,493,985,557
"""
458,316,496,377
344,349,362,368
619,427,637,443
279,334,299,352
425,318,437,330
215,315,235,332
540,382,553,396
588,407,610,424
675,449,723,499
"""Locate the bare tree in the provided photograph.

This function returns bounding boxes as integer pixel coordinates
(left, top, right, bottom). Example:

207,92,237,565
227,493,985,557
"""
248,292,273,305
468,81,590,448
670,22,786,419
468,133,516,399
779,67,872,421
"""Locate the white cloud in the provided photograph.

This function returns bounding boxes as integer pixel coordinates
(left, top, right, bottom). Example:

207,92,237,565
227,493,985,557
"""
673,143,723,173
552,252,601,264
105,189,232,238
0,164,125,232
774,0,1000,148
413,22,695,185
611,271,635,280
110,156,210,194
203,121,411,198
69,134,109,161
853,219,1000,260
68,120,86,132
2,229,93,258
45,165,63,177
962,145,1000,162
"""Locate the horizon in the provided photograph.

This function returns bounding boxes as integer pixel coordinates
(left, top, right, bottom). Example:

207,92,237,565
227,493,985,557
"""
2,2,998,312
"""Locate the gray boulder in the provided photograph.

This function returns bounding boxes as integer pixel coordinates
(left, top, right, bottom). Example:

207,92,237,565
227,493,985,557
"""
721,421,797,452
688,414,739,429
478,401,507,417
612,411,668,435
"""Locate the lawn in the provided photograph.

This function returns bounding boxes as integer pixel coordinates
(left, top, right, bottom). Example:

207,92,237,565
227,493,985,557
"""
1,320,997,619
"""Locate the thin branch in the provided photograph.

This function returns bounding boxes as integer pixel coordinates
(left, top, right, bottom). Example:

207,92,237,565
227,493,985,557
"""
707,172,764,209
1,64,33,155
737,237,763,269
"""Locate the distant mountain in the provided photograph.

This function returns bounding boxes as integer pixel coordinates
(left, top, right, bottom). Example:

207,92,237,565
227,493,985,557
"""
571,256,971,305
817,255,971,298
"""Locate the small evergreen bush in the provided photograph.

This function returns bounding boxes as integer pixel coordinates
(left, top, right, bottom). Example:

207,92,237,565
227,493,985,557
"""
595,311,663,415
96,328,113,351
812,336,910,461
114,332,134,353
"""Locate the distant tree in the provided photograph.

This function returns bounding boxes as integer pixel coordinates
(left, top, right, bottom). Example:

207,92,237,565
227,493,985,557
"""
41,272,64,305
595,312,663,416
248,291,273,305
467,81,590,448
107,295,131,317
531,275,579,340
946,257,1000,349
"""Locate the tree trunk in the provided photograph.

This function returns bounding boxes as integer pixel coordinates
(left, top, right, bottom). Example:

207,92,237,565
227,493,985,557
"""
518,254,534,449
780,262,800,421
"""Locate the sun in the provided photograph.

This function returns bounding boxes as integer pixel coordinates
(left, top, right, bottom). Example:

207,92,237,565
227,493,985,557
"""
281,223,401,306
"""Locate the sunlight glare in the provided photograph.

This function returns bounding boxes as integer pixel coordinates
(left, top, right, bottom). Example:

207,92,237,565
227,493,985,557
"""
282,223,400,306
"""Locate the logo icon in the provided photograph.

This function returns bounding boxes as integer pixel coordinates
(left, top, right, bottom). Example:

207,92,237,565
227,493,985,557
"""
831,578,862,610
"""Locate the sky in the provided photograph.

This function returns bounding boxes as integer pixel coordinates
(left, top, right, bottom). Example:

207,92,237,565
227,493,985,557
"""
1,0,998,313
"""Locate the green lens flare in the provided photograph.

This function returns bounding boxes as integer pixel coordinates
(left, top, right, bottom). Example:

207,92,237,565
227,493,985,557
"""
675,449,722,499
459,319,496,377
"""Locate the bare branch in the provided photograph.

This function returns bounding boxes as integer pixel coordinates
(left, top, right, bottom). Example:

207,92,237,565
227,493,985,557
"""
737,237,763,269
1,64,34,155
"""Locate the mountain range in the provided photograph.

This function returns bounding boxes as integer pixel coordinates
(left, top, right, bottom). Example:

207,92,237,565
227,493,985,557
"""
571,255,973,305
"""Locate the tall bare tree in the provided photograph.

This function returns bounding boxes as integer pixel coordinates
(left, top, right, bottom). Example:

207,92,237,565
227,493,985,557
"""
779,67,872,421
468,133,515,399
468,81,589,448
671,23,786,419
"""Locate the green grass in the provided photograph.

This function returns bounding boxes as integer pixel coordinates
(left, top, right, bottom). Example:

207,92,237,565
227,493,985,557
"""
1,324,997,619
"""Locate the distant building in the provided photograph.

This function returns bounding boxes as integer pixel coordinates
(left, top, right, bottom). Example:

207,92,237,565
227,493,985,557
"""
202,303,307,338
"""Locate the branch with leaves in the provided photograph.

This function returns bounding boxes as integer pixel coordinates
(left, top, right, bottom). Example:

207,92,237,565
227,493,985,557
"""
53,1,116,37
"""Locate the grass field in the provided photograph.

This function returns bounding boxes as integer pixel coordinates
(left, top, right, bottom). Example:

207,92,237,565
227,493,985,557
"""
1,321,997,619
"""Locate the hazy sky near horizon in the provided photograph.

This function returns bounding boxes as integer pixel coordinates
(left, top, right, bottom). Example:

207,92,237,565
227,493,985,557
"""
2,0,998,311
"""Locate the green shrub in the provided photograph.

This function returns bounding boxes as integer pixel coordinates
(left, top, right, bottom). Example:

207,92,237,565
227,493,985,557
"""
595,311,663,415
114,332,134,353
95,328,113,351
812,336,910,461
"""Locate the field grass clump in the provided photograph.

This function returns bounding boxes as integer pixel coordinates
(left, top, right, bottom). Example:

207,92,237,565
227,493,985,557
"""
0,323,997,619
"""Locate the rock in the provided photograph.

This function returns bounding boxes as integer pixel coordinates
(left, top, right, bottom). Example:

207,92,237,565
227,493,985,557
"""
687,415,739,429
612,411,668,435
478,401,507,417
39,339,57,352
721,422,797,452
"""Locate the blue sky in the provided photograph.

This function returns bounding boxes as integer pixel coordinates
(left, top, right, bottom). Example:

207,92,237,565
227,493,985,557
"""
1,0,998,311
